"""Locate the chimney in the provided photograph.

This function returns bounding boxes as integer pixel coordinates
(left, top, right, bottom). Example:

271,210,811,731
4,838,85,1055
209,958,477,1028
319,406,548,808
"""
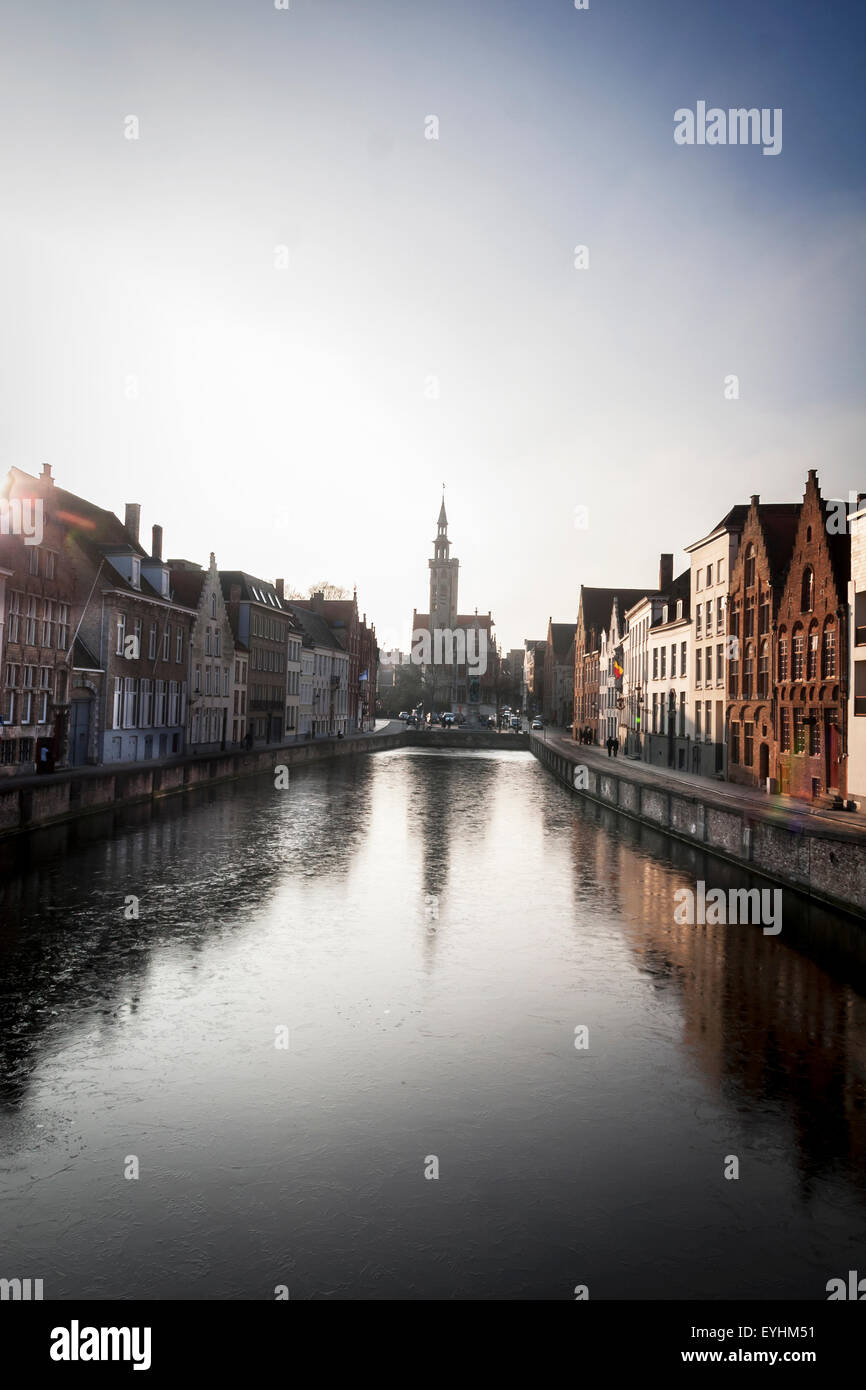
125,503,141,542
40,462,54,485
275,578,285,600
230,584,241,603
751,494,760,507
658,553,673,593
152,524,163,561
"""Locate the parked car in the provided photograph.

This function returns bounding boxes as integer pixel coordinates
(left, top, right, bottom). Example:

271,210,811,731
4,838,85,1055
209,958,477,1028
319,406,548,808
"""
510,716,521,730
398,711,410,721
531,717,543,730
441,712,455,727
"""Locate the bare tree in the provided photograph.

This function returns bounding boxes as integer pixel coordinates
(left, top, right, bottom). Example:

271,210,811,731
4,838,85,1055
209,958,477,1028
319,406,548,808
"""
309,580,350,600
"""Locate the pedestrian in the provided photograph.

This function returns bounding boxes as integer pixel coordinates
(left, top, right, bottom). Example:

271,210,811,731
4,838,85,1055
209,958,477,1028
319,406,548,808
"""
612,737,619,758
606,736,613,757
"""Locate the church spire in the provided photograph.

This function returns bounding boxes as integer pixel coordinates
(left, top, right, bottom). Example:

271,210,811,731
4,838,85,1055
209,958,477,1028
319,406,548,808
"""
438,493,447,529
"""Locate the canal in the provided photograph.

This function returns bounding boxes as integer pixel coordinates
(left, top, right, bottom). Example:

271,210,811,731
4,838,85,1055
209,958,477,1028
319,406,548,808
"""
1,746,864,1300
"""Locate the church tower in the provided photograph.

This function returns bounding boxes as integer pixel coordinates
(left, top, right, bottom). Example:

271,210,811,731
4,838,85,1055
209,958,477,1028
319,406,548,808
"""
428,494,459,631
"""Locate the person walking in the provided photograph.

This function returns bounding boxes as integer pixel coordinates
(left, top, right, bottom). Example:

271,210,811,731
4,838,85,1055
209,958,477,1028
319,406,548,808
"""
606,736,613,757
612,736,619,758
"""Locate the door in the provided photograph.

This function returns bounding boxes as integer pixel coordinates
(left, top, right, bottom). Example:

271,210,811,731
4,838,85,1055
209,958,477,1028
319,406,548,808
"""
759,742,770,782
826,715,840,790
69,698,91,766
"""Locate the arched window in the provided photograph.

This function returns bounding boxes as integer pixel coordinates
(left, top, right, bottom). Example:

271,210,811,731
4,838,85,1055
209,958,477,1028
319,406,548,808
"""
806,525,812,542
807,621,819,680
777,629,788,681
801,567,814,612
792,625,804,681
744,642,754,697
744,544,756,589
211,593,217,619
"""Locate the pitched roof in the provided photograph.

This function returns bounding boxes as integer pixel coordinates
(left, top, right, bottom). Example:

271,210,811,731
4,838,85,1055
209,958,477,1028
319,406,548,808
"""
579,586,649,639
219,571,286,610
169,568,206,609
754,503,801,578
288,602,345,651
549,622,576,658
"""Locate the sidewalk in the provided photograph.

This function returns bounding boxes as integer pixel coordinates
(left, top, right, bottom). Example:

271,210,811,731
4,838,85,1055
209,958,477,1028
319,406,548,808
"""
538,730,866,842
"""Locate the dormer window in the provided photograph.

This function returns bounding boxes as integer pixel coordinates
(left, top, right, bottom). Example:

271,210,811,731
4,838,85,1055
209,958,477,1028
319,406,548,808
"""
132,558,141,589
676,600,683,620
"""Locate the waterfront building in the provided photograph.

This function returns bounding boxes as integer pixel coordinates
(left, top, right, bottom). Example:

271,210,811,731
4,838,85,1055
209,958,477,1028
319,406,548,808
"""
543,620,576,727
684,506,748,777
726,493,801,791
645,570,691,769
169,554,236,752
289,603,349,737
597,596,629,748
574,580,656,745
220,572,294,745
848,504,866,802
773,470,850,800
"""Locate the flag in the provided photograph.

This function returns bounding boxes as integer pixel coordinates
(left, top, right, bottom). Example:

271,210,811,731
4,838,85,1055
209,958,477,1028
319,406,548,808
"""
613,659,623,680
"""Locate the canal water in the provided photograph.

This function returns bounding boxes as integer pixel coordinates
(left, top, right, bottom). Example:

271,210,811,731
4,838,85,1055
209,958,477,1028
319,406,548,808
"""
0,747,864,1300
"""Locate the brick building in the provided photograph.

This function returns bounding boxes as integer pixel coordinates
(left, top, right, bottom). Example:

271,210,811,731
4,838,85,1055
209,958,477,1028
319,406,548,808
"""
543,619,576,727
573,583,650,743
774,470,850,800
726,494,801,791
220,572,296,745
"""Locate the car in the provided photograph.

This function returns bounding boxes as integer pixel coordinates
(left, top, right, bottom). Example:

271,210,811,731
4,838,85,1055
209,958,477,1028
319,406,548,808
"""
441,713,455,727
531,717,543,730
398,711,410,721
510,717,521,730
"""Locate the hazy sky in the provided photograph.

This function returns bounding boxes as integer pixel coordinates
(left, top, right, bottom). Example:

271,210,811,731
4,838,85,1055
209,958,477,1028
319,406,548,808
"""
1,0,863,653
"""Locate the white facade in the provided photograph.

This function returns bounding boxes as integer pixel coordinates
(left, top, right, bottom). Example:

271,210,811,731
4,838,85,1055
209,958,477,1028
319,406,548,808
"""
299,642,349,737
646,600,691,769
598,599,624,746
684,521,743,777
620,596,665,757
848,507,866,801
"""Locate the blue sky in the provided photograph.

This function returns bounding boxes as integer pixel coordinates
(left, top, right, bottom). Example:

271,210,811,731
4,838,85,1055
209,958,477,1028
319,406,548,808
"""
0,0,863,651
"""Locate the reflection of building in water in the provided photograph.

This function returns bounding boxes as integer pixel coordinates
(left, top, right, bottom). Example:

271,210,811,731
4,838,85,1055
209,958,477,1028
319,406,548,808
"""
567,805,866,1190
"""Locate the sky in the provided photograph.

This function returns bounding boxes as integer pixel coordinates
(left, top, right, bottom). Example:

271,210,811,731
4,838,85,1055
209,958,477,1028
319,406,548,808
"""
0,0,864,655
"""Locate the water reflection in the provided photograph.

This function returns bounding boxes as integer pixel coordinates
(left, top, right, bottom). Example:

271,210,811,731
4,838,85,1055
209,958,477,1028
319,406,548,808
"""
0,748,863,1299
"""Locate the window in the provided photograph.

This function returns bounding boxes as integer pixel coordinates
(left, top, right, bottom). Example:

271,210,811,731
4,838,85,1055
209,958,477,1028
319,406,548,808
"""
743,644,753,697
716,643,724,685
679,690,686,736
23,665,35,688
744,721,754,765
758,640,769,697
652,692,658,733
671,645,677,679
717,597,724,633
780,707,791,751
855,660,866,716
744,544,755,589
211,593,217,619
793,708,806,754
822,624,837,678
681,641,687,677
194,665,201,693
807,626,819,680
131,558,140,589
696,606,702,638
45,551,56,580
25,596,38,644
123,676,138,728
116,613,126,655
162,626,170,661
149,623,158,660
176,629,183,663
28,547,40,576
37,690,48,723
792,628,804,680
706,564,712,588
809,711,821,757
140,679,153,726
55,668,67,703
154,680,166,726
215,630,221,657
112,677,123,729
717,558,725,584
42,600,54,648
744,596,755,639
696,568,703,591
8,591,21,643
801,567,814,613
205,627,212,656
778,634,788,681
759,598,769,635
205,667,212,696
695,703,702,739
695,649,702,685
660,647,666,679
705,647,712,685
676,600,683,621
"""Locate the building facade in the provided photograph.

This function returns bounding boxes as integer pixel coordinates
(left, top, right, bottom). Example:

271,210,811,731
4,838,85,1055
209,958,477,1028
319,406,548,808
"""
848,505,866,802
684,507,747,777
221,572,292,745
543,620,576,726
645,571,691,770
169,554,236,753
